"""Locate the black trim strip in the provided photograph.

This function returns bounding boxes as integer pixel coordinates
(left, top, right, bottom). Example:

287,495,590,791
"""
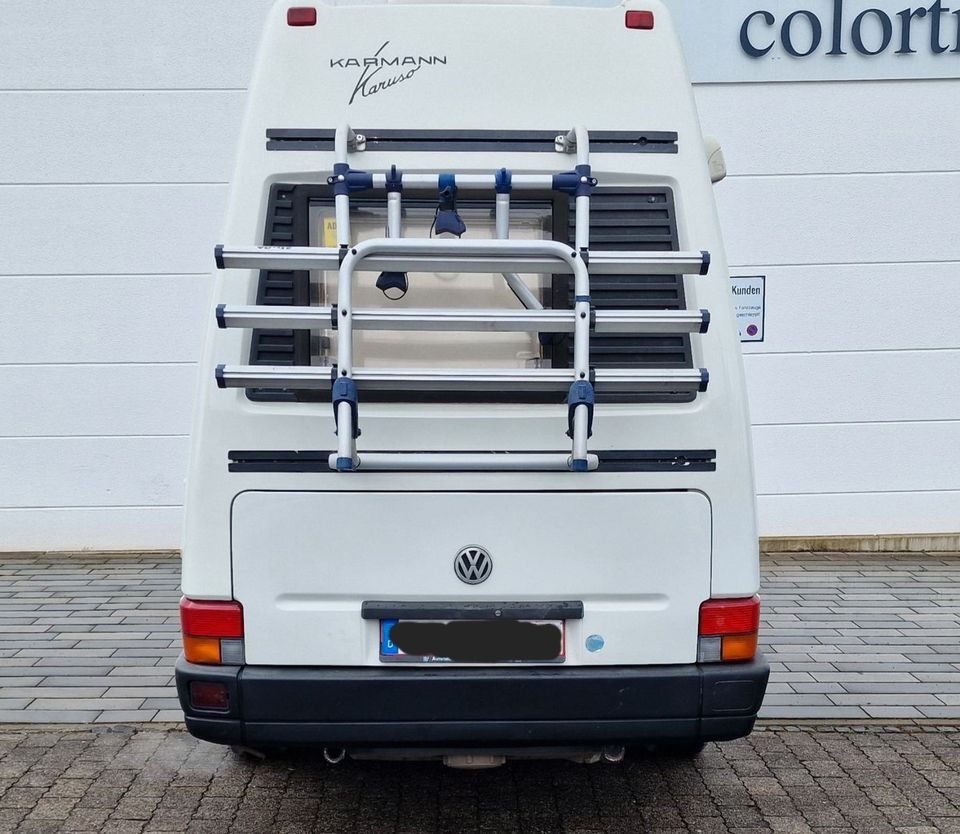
266,129,678,154
227,449,717,473
595,450,717,472
361,601,584,621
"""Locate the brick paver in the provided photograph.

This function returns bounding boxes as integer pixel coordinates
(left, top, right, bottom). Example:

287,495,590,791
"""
0,552,958,722
0,724,959,833
0,555,180,724
761,553,960,720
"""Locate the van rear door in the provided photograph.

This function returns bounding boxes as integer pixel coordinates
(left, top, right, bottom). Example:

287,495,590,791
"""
231,489,711,667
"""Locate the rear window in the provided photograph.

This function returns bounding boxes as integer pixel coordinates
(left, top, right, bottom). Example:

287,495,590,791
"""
247,184,693,404
307,200,554,370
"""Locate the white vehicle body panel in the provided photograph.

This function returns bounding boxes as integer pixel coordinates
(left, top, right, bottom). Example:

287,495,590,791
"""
182,0,760,672
233,490,711,665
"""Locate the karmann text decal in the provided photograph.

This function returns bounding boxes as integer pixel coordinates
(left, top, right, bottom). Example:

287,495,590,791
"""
330,41,448,105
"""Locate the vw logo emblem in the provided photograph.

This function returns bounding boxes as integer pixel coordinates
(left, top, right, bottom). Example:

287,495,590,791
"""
454,546,492,585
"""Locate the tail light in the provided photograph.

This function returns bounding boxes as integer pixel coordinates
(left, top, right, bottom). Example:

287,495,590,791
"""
698,596,760,663
180,598,244,665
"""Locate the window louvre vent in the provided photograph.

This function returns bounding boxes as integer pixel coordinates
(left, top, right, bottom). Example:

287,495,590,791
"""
248,186,311,401
552,187,694,403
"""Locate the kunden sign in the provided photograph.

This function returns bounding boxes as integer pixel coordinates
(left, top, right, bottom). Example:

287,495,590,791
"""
664,0,960,81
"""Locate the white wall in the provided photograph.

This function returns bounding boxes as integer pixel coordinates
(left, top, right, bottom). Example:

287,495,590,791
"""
0,2,254,551
1,1,957,550
695,80,960,537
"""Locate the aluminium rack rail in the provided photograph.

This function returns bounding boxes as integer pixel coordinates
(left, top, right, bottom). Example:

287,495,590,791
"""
213,125,712,473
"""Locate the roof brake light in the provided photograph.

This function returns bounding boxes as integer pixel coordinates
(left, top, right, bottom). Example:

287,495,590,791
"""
625,10,655,30
287,7,317,27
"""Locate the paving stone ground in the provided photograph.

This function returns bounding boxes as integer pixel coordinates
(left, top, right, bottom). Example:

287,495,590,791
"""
1,724,960,833
762,553,960,720
0,556,180,724
0,551,958,723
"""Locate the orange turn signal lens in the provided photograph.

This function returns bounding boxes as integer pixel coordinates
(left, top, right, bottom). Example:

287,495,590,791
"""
721,632,759,662
183,635,222,664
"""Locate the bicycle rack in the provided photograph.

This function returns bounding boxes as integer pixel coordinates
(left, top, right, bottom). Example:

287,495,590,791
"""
214,125,712,473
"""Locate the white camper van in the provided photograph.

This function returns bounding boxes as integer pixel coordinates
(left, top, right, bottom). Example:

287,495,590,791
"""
176,0,768,763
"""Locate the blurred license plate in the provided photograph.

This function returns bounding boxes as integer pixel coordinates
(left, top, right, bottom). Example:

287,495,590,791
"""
380,618,564,663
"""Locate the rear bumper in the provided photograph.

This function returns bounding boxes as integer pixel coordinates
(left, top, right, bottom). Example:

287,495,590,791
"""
175,654,769,748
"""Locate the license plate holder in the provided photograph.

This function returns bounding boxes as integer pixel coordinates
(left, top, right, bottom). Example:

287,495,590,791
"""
380,618,565,663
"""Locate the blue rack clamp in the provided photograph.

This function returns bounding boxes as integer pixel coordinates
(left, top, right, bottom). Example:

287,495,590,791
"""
566,379,596,440
434,174,467,237
332,376,361,439
384,164,403,192
215,304,226,329
552,164,598,197
494,168,513,194
327,163,374,195
700,250,711,276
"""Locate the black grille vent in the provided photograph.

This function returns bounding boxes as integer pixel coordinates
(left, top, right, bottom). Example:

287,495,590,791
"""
248,185,312,401
551,188,693,402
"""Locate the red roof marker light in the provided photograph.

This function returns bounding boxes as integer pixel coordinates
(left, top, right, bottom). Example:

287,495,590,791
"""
625,10,655,30
287,7,317,27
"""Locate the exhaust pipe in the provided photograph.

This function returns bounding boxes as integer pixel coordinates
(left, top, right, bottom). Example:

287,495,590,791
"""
602,745,626,763
443,753,506,769
323,747,347,765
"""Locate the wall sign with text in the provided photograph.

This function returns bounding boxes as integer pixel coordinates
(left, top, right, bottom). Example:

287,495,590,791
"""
666,0,960,82
730,276,766,343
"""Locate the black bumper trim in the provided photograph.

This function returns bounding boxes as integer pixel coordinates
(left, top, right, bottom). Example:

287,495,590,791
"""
185,715,756,747
176,655,768,748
